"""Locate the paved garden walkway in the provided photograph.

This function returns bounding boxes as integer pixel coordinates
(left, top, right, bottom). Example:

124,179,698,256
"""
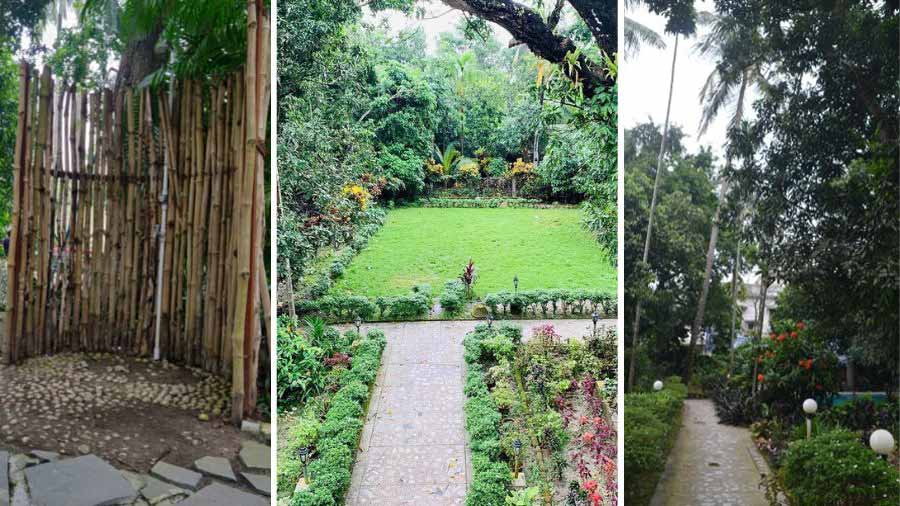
343,319,614,506
650,399,770,506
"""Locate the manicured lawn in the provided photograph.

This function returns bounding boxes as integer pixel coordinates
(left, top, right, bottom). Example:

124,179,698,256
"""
331,207,615,297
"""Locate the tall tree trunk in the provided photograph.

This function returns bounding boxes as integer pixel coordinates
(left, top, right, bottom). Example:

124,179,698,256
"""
627,35,679,392
115,28,165,91
728,230,741,374
685,172,730,384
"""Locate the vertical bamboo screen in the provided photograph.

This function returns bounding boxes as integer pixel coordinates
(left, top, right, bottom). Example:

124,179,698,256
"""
3,2,270,423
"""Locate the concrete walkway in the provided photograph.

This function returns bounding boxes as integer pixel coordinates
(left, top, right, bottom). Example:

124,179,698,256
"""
344,319,614,506
650,399,770,506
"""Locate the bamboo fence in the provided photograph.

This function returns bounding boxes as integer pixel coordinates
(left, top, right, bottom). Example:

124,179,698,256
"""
3,3,270,424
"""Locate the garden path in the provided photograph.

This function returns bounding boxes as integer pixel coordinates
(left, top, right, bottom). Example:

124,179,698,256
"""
650,399,771,506
343,319,615,506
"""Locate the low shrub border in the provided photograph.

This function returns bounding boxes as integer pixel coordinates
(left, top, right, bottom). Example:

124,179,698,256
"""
483,289,615,318
624,376,688,506
291,329,387,506
413,197,572,209
297,285,433,322
463,324,512,506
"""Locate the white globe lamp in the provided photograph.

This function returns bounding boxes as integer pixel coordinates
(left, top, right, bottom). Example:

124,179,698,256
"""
870,429,895,456
653,380,663,392
802,398,817,415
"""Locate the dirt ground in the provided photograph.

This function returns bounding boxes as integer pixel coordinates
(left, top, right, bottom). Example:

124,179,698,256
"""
0,352,249,473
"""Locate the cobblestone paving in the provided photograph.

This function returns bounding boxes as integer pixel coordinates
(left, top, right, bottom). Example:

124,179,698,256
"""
343,319,614,506
650,399,770,506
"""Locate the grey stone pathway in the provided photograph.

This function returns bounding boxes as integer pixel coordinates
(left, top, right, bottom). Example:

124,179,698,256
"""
343,319,614,506
1,436,271,505
650,399,770,506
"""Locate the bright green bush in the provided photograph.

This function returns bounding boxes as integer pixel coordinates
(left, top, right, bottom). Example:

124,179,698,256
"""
463,325,511,505
624,377,688,505
439,279,467,314
290,329,387,506
777,429,899,506
297,288,432,322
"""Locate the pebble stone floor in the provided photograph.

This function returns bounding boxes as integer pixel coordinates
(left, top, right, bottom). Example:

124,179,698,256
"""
650,399,771,506
0,436,271,506
342,319,615,506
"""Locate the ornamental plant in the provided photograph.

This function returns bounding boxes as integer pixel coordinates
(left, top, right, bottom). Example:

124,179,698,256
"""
755,320,840,419
461,259,477,298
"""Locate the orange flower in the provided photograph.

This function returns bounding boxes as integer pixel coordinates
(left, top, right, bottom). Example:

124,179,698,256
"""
582,432,595,444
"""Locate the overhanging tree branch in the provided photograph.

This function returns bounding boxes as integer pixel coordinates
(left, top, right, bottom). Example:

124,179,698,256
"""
439,0,614,96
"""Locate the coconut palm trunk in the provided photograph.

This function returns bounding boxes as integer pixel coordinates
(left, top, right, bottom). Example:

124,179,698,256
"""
627,35,679,392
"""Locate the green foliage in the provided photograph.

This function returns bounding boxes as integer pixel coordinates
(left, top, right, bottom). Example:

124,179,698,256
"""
0,45,15,233
775,429,899,506
483,290,615,319
624,377,687,505
416,198,547,208
439,279,467,315
297,286,432,322
463,326,511,506
288,326,387,506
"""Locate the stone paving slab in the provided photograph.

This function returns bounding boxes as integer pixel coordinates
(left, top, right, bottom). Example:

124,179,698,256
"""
241,472,271,496
151,461,203,490
371,420,467,447
193,456,236,482
354,484,468,505
359,445,467,487
0,451,9,506
650,399,770,506
24,455,136,506
177,483,268,506
238,441,271,470
140,475,189,503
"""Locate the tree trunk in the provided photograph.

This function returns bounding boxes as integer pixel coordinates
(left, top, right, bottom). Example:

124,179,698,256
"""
115,28,165,91
627,35,679,392
728,231,741,374
751,274,770,397
685,172,730,384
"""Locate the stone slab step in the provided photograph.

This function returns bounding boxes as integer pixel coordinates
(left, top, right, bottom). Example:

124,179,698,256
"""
24,455,136,506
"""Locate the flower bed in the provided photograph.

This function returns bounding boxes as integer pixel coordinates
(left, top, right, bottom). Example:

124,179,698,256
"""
463,323,617,505
414,197,572,209
483,290,615,319
276,317,387,504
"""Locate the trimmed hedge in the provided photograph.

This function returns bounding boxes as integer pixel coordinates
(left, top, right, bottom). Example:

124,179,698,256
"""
777,428,899,506
463,325,512,505
483,289,615,318
624,376,688,506
439,279,467,314
297,286,433,323
414,197,571,208
292,329,387,506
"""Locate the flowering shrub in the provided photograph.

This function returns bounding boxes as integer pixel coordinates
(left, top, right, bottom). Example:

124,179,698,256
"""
341,183,371,211
508,158,535,176
755,320,840,419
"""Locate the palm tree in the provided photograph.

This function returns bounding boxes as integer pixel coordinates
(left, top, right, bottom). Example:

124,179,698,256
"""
624,16,666,57
684,13,769,384
452,51,476,153
627,28,680,392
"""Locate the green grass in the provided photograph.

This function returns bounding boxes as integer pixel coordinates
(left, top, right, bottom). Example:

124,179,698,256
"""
331,207,615,297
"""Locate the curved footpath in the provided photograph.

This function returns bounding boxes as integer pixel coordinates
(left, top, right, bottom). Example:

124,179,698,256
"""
339,319,615,506
650,399,771,506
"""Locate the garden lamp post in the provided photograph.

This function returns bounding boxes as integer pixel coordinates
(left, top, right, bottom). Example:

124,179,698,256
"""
592,311,599,337
513,275,519,294
802,398,817,439
653,380,663,392
513,439,522,476
870,429,895,459
354,316,362,335
299,446,310,478
488,313,494,329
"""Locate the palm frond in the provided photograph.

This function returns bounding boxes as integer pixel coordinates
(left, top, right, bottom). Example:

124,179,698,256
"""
624,16,666,58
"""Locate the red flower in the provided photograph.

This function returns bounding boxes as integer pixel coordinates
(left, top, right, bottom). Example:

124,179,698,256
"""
757,374,765,382
582,432,595,444
769,332,777,339
582,480,598,492
778,333,786,342
579,415,588,425
790,331,798,338
796,321,806,330
593,417,603,426
590,492,602,506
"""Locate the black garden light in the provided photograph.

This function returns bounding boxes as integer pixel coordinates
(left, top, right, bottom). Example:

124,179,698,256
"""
513,274,519,294
299,446,310,477
592,311,599,336
354,316,362,334
487,313,494,329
